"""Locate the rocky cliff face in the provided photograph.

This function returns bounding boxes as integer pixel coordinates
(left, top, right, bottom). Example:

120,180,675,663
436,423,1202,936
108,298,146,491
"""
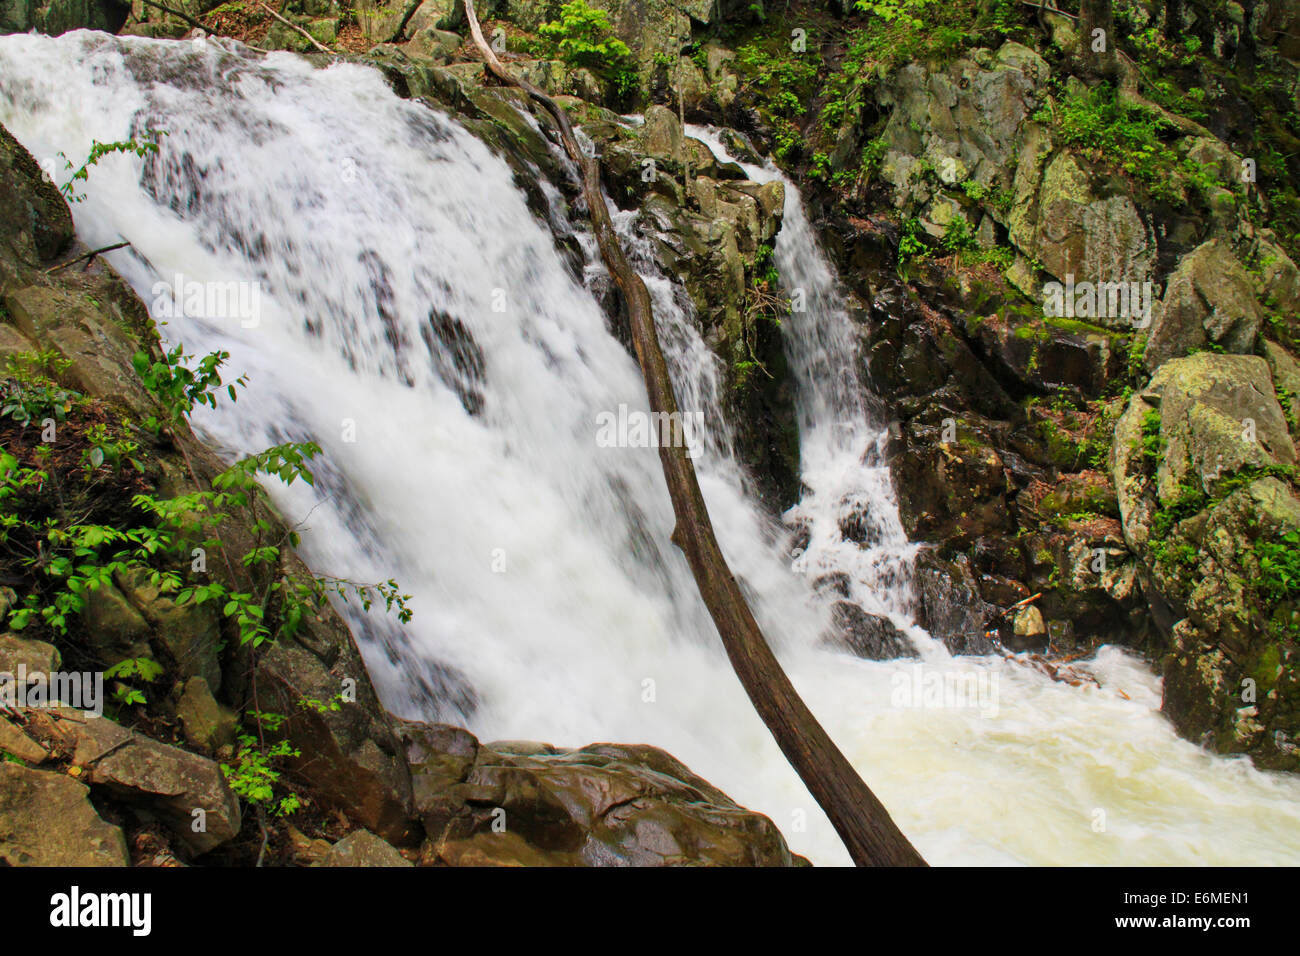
701,0,1300,768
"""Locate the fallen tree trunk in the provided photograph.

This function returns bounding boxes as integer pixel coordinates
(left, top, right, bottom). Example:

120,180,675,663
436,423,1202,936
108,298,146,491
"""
462,0,926,867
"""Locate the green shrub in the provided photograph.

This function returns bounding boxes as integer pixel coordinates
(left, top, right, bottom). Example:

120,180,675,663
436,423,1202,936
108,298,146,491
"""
1258,530,1300,605
537,1,638,99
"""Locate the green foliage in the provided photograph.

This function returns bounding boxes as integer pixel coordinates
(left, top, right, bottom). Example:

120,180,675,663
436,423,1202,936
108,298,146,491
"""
1258,530,1300,605
1140,408,1165,465
851,0,940,27
1277,384,1298,433
4,341,411,659
897,216,927,264
1036,83,1229,205
81,422,144,477
735,38,821,164
732,359,759,390
753,242,780,289
1150,482,1207,540
940,215,976,253
1,350,79,426
1128,26,1203,70
59,131,166,204
132,345,246,433
536,1,638,99
1126,335,1147,382
222,717,303,816
809,150,831,181
860,137,888,177
1150,536,1199,570
839,0,1007,71
104,656,164,707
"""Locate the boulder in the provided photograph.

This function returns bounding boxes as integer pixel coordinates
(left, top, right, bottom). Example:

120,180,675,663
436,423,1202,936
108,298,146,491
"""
117,567,223,691
23,708,241,854
1145,240,1264,371
1114,353,1295,548
1111,352,1300,769
874,44,1049,208
0,631,61,675
414,726,800,866
0,763,129,866
972,311,1128,398
0,123,73,264
79,580,154,668
825,602,917,660
316,829,412,867
3,285,156,420
912,550,998,655
1018,154,1155,298
1250,235,1300,320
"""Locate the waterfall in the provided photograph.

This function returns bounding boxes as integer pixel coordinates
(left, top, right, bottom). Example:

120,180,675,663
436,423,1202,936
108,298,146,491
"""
5,30,1300,866
687,126,927,641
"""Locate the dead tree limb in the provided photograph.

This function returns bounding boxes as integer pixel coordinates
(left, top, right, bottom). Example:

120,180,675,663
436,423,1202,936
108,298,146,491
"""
258,1,336,54
138,0,209,33
45,241,130,274
461,0,925,867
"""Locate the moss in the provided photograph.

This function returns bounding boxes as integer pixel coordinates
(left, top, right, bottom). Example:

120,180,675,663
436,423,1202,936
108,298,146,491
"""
1252,643,1283,693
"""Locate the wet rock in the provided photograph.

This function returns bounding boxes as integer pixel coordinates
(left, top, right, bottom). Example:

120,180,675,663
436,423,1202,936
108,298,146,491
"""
0,123,74,262
892,417,1014,544
838,497,884,546
812,571,851,598
0,763,129,866
826,601,917,660
435,830,570,866
399,719,477,836
972,310,1128,398
1011,604,1047,649
419,732,800,866
913,550,997,655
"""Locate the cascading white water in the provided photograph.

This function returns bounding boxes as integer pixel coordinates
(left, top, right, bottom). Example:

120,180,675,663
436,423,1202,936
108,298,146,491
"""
687,126,927,641
4,30,1300,866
